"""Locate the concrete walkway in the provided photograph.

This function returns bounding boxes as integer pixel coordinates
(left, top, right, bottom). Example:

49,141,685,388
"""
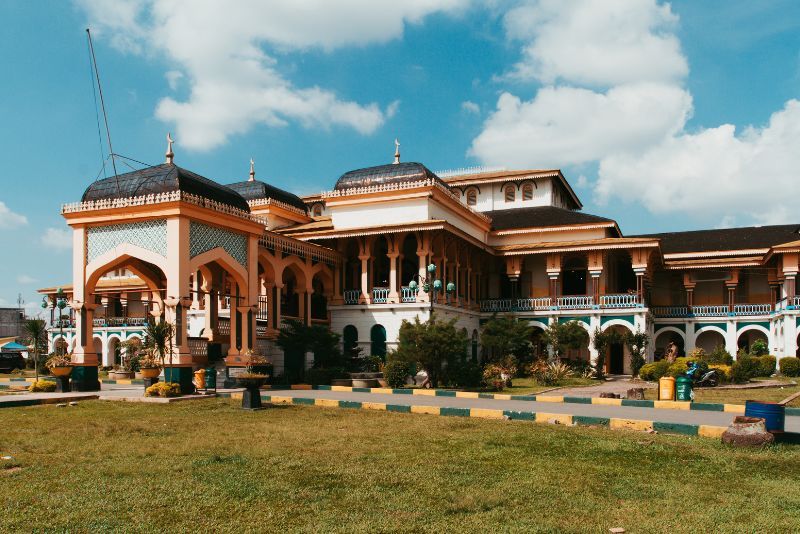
263,388,800,432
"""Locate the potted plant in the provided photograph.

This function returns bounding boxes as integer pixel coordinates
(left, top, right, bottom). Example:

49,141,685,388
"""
45,352,72,377
235,352,270,409
138,352,162,379
109,363,134,380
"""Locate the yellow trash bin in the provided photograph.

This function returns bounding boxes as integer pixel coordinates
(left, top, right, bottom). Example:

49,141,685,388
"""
194,368,206,390
658,376,675,401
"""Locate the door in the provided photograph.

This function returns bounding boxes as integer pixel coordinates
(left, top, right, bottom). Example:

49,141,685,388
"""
609,342,625,375
284,347,305,384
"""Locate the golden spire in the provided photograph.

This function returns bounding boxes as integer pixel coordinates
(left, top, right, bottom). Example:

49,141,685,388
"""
393,138,400,164
165,132,174,165
249,158,255,181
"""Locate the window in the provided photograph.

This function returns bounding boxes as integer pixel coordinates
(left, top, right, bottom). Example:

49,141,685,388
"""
504,185,515,202
370,324,387,358
522,183,534,201
466,189,477,206
312,204,323,217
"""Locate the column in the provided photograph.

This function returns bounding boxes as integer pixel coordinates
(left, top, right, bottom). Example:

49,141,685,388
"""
546,253,561,303
120,292,128,324
202,283,218,341
272,283,282,330
70,225,101,391
388,252,400,303
417,250,429,303
332,262,343,305
590,271,601,305
191,271,201,309
359,254,370,304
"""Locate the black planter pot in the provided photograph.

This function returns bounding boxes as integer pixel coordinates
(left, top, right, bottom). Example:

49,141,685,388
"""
235,376,268,410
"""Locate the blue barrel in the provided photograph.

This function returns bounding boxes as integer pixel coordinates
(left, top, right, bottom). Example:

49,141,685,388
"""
744,401,785,432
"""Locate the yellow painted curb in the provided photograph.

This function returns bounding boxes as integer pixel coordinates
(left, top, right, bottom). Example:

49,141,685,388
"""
270,396,293,405
724,404,746,414
493,394,512,400
535,412,573,425
610,418,653,432
470,408,505,419
362,402,387,411
330,385,352,392
654,400,691,410
230,392,243,400
291,384,313,390
698,425,727,438
412,389,436,396
455,391,480,399
410,405,440,415
315,398,339,408
535,395,564,403
370,388,394,395
592,397,622,406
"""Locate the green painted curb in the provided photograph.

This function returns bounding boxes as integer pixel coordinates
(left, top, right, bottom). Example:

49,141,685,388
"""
621,399,654,408
386,404,411,413
564,397,592,404
573,415,610,426
503,410,535,421
352,387,371,393
653,422,698,436
435,390,457,397
392,389,413,395
440,407,470,417
292,397,315,405
510,395,536,401
690,402,725,412
339,401,362,409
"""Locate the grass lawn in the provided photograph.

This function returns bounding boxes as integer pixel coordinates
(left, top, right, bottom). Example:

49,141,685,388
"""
2,399,799,532
644,383,800,406
505,376,597,395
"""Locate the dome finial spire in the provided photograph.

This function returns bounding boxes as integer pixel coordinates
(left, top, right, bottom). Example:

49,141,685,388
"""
249,158,255,181
165,132,175,165
393,138,400,164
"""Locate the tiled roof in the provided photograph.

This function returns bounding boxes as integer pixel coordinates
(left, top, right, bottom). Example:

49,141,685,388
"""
82,164,250,212
633,224,800,255
227,180,307,211
487,206,617,232
494,237,658,255
334,162,447,191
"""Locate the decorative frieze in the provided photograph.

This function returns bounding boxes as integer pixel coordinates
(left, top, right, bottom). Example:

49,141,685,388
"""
86,219,167,264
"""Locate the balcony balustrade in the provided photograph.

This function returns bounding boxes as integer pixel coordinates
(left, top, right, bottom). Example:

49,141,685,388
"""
343,290,360,305
401,286,418,303
732,303,772,316
556,296,594,310
516,297,552,311
599,294,639,309
651,306,688,318
372,287,390,304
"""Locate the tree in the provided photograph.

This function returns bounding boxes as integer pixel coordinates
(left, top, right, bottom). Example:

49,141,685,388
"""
480,314,533,364
23,319,47,382
143,319,175,368
276,319,345,369
625,328,650,378
543,321,588,360
391,314,468,388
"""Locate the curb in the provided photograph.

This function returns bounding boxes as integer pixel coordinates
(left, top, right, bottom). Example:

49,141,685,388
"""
219,392,729,439
258,384,799,416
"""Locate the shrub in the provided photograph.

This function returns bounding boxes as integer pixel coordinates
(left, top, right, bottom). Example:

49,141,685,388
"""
28,380,56,392
361,355,384,373
750,339,769,356
446,360,483,388
757,355,776,377
708,364,731,383
687,348,706,361
482,364,508,391
639,360,670,381
383,361,411,389
667,361,689,378
304,368,334,386
145,382,181,397
704,345,733,365
730,355,760,384
779,357,800,377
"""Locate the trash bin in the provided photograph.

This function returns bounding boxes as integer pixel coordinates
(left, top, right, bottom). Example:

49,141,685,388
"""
205,367,217,390
658,376,675,401
194,368,206,390
675,375,692,402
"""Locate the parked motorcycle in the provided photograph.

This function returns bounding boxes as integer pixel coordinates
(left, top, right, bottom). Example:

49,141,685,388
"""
686,361,718,387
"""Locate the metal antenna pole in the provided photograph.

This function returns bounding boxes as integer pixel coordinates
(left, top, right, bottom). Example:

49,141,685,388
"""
86,28,119,192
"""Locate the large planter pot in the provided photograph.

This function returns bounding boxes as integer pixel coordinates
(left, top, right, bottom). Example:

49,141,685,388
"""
140,367,161,379
235,375,269,410
109,371,134,380
331,378,352,387
50,366,73,377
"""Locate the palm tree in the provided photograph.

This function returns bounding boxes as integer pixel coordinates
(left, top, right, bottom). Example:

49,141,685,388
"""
143,319,175,368
24,319,47,382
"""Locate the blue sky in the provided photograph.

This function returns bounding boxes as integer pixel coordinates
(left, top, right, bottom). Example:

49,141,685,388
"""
1,0,799,315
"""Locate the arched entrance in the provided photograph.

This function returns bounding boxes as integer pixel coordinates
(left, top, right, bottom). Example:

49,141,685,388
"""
602,324,633,375
343,325,359,358
737,328,768,354
695,329,726,354
372,236,390,289
654,329,684,361
370,324,387,358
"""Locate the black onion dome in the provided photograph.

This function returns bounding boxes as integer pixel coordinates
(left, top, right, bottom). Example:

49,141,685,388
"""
227,180,307,212
334,162,448,191
82,163,251,212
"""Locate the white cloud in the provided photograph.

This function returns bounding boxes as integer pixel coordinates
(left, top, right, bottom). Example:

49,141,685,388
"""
471,0,800,225
17,275,37,285
164,70,183,90
77,0,468,150
503,0,687,87
41,228,72,251
461,100,480,114
0,201,28,228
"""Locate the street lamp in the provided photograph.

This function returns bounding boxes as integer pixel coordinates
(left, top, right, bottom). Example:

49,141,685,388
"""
42,288,68,355
407,263,455,316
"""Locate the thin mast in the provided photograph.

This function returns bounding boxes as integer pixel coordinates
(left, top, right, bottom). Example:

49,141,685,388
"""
86,28,119,192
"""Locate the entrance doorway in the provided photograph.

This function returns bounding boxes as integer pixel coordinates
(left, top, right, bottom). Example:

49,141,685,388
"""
609,342,625,374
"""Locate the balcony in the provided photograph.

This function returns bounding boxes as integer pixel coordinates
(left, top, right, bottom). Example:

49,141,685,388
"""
372,287,390,304
651,303,774,318
343,290,360,305
91,316,147,328
401,286,418,303
479,294,641,313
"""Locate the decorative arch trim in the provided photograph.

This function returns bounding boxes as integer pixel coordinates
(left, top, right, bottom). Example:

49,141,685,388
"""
695,325,727,337
654,326,686,342
558,316,590,326
600,319,634,333
736,324,770,338
655,323,686,333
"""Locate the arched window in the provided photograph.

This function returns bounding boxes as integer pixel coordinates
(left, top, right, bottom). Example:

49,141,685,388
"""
504,185,515,202
343,325,358,356
466,189,477,206
522,182,534,201
370,324,387,358
312,204,323,217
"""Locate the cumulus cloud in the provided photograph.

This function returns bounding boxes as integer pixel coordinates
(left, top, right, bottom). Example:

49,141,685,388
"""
471,0,800,225
461,100,480,114
77,0,467,150
0,201,28,228
41,228,72,251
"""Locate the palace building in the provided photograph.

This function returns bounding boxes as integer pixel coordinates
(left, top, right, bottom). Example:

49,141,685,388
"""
40,138,800,390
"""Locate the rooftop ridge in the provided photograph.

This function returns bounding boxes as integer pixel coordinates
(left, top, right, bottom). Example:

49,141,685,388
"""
435,165,506,179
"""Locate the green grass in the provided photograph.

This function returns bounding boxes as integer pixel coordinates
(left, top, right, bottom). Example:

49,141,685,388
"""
505,376,597,395
2,399,799,532
645,384,800,406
